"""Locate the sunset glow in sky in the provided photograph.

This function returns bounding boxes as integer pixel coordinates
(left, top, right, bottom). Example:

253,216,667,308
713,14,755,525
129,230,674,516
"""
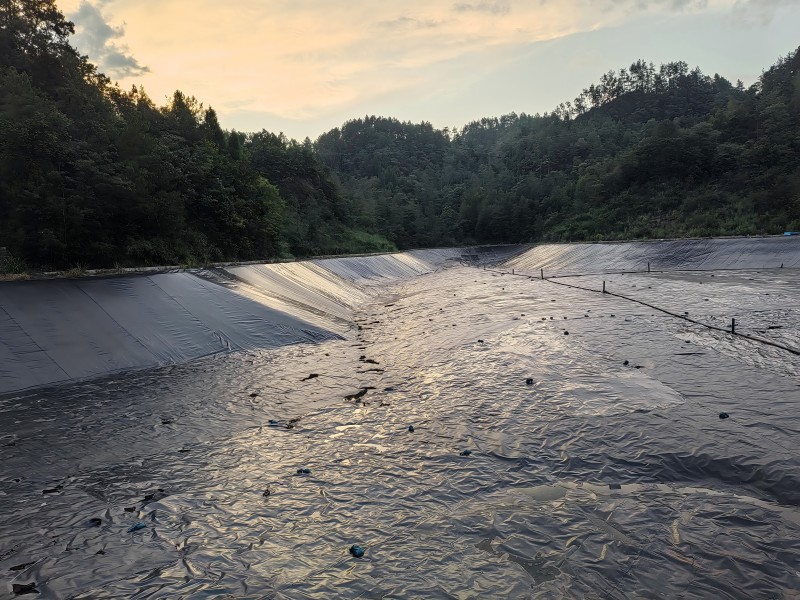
57,0,800,140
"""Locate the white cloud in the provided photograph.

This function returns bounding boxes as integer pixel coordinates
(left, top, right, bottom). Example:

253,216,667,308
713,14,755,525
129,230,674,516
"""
69,1,149,77
731,0,797,23
55,0,795,134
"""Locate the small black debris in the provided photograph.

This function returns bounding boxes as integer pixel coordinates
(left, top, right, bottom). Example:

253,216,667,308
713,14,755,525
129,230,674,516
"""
719,412,730,420
408,425,415,433
526,378,534,385
87,518,103,527
249,392,259,398
349,545,365,558
384,387,395,392
296,468,312,475
12,582,39,596
345,387,373,401
42,485,62,495
9,562,35,572
262,487,271,498
610,314,615,317
609,483,622,490
268,419,279,425
161,418,174,425
564,331,569,335
142,489,167,504
623,360,629,366
301,373,319,381
123,506,136,513
477,339,484,344
460,450,472,456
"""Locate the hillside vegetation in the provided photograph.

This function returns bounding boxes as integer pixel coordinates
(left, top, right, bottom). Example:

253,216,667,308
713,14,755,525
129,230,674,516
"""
1,0,798,270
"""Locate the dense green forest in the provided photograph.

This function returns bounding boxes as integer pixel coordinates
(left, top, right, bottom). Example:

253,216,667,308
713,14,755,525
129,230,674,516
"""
317,55,800,248
1,0,798,271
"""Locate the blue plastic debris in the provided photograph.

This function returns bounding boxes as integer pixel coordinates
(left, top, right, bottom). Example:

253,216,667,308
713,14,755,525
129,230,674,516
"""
408,425,415,432
460,450,472,456
127,522,146,533
268,419,279,425
349,544,365,558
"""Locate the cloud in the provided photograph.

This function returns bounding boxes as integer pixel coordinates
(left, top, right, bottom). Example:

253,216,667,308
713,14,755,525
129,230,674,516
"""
69,1,149,77
731,0,796,23
379,16,442,30
53,0,791,136
598,0,708,9
452,1,511,15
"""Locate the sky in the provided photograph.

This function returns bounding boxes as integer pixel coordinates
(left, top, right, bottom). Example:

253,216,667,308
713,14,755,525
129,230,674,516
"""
56,0,800,141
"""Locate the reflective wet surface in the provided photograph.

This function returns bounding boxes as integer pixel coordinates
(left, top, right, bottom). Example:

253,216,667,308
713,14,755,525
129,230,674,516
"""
1,263,799,598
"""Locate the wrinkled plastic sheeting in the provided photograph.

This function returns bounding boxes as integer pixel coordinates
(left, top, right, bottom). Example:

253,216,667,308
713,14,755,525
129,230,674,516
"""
0,273,339,395
504,237,800,276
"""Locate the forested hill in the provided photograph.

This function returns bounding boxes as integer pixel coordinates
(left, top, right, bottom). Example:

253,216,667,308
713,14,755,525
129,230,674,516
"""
0,0,394,271
317,52,800,248
1,1,798,272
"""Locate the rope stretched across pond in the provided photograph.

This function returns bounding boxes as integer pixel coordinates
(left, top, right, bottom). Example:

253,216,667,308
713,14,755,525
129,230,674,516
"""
490,267,800,357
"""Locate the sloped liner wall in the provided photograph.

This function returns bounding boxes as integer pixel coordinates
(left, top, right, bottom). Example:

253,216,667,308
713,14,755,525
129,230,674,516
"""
0,249,483,395
503,237,800,276
3,239,790,395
